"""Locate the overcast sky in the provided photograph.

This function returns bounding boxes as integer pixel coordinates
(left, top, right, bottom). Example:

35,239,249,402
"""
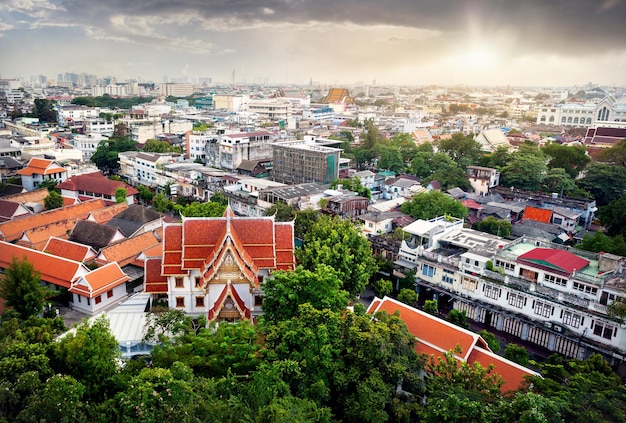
1,0,625,86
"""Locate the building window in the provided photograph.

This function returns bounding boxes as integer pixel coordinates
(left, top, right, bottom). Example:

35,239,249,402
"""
422,264,436,278
461,277,478,292
573,282,598,296
508,292,526,309
195,277,202,288
176,297,185,308
563,311,582,328
442,269,454,284
483,284,501,300
95,295,102,305
495,260,515,271
107,289,113,298
592,320,615,340
195,296,205,307
545,274,567,287
533,300,553,318
175,277,184,288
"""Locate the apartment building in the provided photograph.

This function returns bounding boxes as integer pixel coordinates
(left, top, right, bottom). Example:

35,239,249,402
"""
466,166,500,196
84,117,114,136
271,139,342,185
395,216,626,371
205,131,276,172
246,98,294,128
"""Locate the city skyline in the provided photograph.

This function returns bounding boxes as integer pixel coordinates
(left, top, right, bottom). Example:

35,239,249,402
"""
1,0,626,87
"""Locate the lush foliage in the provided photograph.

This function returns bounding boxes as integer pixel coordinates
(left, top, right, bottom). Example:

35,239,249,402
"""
0,256,46,319
174,200,226,217
264,201,296,222
401,190,468,220
297,215,377,297
143,139,182,153
44,190,64,210
474,216,512,237
90,137,138,174
71,94,154,109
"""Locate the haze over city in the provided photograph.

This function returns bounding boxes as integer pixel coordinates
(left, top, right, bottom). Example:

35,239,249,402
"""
1,0,626,86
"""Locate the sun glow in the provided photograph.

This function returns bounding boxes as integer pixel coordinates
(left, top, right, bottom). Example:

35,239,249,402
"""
463,46,499,68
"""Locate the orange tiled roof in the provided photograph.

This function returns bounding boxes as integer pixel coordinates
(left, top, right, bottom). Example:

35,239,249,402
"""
87,202,129,224
16,158,67,176
0,199,106,242
18,218,78,250
0,241,89,288
367,296,539,392
96,231,161,267
2,188,49,205
70,262,129,298
42,237,97,262
522,206,552,224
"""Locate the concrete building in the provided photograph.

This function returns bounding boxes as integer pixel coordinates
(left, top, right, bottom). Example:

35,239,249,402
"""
395,215,626,372
536,95,626,127
271,139,342,185
205,131,276,172
466,166,500,196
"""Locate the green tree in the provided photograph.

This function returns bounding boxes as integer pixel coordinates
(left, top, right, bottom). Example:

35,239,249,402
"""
401,190,468,220
209,190,230,206
264,201,296,222
330,176,372,199
143,139,182,153
36,178,60,191
577,231,626,256
397,288,418,306
598,138,626,166
297,215,377,297
114,187,127,203
478,330,501,353
543,167,581,196
294,208,319,240
18,374,87,423
31,98,57,123
598,194,626,236
436,133,483,167
152,193,174,213
542,142,590,178
44,190,64,210
372,279,393,298
377,145,405,173
261,265,349,324
479,145,512,169
174,201,226,217
55,316,120,399
503,343,529,366
500,144,548,191
447,309,469,329
475,216,512,237
0,256,46,319
577,163,626,206
136,184,154,203
423,299,438,315
90,137,138,174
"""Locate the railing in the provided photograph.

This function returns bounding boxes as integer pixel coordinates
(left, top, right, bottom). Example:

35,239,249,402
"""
504,275,531,291
483,269,505,283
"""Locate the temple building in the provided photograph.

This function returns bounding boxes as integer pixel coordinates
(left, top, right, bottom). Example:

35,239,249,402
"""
144,207,295,322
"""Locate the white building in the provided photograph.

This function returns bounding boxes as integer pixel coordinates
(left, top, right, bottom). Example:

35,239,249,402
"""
396,215,626,369
84,118,115,136
205,130,277,172
466,166,500,196
536,95,626,126
72,133,107,161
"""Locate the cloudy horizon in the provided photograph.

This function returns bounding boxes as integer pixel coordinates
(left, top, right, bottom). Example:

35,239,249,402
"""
1,0,626,87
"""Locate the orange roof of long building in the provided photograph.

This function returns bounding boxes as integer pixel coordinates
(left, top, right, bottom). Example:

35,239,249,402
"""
522,206,552,224
0,199,106,242
0,241,89,288
17,218,79,250
42,237,98,262
96,230,161,267
367,296,540,392
87,202,129,224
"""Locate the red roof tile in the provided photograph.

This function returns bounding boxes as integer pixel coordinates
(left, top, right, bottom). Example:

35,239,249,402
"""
17,158,67,176
96,231,161,267
87,202,129,224
522,206,552,224
42,237,97,262
144,257,169,293
56,172,139,197
518,247,589,275
17,218,78,250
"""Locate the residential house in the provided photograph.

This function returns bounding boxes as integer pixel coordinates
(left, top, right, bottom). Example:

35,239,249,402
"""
466,166,500,196
358,211,406,236
69,263,130,315
325,194,369,218
382,175,426,200
144,207,295,322
56,171,138,205
0,156,24,181
236,159,272,178
16,157,68,191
